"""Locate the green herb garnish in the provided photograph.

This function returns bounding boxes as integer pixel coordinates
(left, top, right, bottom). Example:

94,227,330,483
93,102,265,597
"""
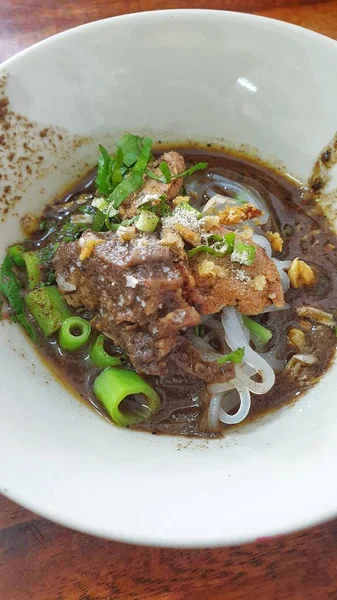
0,254,36,339
109,137,153,209
242,316,272,346
231,239,256,266
95,145,113,196
174,162,208,179
116,133,143,167
187,233,235,259
217,347,245,364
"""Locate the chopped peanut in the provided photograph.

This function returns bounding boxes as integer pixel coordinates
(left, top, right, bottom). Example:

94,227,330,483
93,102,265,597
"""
252,275,267,291
267,231,284,253
288,258,315,288
117,226,137,242
172,195,190,206
173,222,201,246
296,306,335,327
79,238,104,260
218,204,262,226
200,215,221,232
20,212,40,235
240,225,254,240
161,228,185,254
288,328,307,352
198,260,228,278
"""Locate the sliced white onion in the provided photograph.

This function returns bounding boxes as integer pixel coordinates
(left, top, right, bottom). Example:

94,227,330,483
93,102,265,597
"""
287,354,317,368
202,194,234,214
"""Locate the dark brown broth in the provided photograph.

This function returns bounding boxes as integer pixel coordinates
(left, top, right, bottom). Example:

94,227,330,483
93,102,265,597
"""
26,148,337,437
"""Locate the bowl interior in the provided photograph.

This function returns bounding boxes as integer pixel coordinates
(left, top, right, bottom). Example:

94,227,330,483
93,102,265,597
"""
1,10,337,547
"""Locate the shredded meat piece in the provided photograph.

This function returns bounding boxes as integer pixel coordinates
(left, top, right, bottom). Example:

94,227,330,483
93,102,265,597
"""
187,233,284,315
119,151,185,219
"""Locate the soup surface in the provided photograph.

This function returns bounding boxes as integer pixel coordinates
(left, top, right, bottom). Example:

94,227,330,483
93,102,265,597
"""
1,137,336,437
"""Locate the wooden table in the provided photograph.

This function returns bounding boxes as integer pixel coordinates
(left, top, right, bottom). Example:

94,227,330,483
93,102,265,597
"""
1,1,337,598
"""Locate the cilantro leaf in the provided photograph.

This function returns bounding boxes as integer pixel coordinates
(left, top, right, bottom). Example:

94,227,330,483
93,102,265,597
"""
117,133,143,167
173,162,208,180
159,161,172,183
109,137,153,209
95,145,113,195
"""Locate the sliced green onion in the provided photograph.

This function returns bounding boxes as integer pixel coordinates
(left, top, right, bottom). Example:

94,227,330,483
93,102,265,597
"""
8,245,25,267
22,251,42,290
136,210,159,233
93,368,160,427
187,232,235,259
194,324,205,337
90,334,124,367
25,285,71,337
242,316,272,346
59,316,91,352
174,202,201,218
231,239,256,266
187,245,220,259
217,347,245,364
0,254,36,339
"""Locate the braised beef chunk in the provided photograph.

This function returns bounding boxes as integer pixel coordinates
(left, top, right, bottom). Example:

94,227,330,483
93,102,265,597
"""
119,151,185,219
53,229,236,381
188,238,284,315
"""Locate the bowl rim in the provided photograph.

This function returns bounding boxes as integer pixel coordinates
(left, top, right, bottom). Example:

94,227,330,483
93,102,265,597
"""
2,8,337,71
1,9,337,548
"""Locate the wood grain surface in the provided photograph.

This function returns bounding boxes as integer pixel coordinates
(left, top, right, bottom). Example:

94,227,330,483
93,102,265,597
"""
1,1,337,598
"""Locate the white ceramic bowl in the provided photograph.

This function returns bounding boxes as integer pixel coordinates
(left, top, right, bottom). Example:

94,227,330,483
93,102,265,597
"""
1,10,337,548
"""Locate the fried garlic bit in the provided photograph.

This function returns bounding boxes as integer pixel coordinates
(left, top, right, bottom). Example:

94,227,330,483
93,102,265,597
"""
172,195,190,206
218,203,262,226
296,306,335,327
198,260,228,278
288,258,315,288
79,237,104,260
288,328,307,352
20,212,40,235
267,231,284,253
161,228,185,254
